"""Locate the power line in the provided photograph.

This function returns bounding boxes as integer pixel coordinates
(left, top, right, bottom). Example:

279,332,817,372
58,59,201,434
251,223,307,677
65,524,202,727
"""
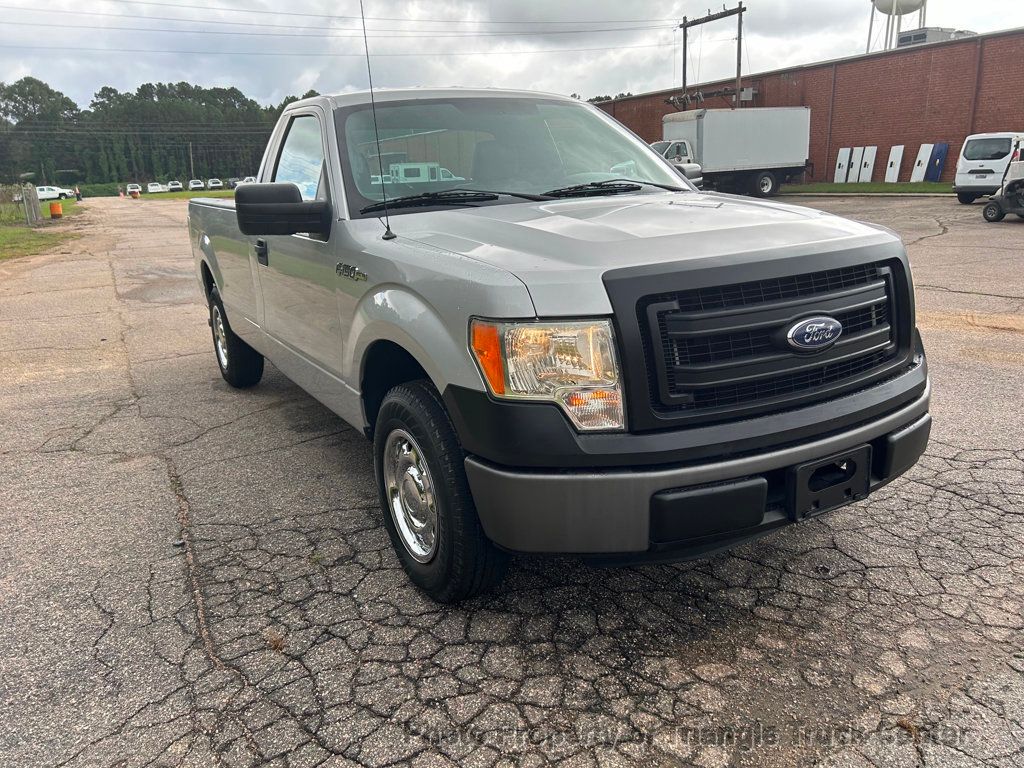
0,40,675,57
11,123,277,128
11,131,274,137
71,0,679,25
0,3,329,31
1,18,674,39
3,126,276,134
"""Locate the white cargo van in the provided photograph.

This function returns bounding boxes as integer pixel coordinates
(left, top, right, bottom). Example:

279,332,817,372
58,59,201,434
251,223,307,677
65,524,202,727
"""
954,132,1022,204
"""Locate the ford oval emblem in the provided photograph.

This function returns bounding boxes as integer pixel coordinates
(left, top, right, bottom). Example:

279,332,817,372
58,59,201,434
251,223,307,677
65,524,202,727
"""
786,316,843,352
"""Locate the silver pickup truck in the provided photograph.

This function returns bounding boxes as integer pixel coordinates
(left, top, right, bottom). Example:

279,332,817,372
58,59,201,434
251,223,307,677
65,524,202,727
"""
189,88,931,602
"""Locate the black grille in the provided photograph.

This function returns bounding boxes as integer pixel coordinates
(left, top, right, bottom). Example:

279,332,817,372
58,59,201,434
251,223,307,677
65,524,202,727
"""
668,302,889,367
689,350,889,410
638,261,904,422
659,263,882,313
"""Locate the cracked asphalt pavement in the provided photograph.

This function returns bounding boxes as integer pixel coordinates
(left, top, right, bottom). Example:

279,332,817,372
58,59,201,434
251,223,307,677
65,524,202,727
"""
1,196,1022,767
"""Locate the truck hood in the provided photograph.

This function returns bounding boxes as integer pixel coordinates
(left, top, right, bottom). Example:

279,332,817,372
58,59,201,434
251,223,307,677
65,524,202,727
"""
397,192,901,315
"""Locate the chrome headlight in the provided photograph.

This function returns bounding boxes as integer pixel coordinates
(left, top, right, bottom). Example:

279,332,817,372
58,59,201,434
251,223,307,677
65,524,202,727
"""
470,319,624,432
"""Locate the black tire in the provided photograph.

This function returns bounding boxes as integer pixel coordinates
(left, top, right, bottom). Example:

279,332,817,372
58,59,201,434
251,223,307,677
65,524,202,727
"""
58,193,68,200
957,193,979,205
373,380,507,602
982,201,1005,223
750,170,779,198
208,285,263,387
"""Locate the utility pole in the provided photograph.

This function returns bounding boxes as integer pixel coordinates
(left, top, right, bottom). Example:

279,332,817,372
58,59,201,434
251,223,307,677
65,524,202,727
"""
672,4,747,111
736,2,744,108
681,17,688,94
189,142,195,179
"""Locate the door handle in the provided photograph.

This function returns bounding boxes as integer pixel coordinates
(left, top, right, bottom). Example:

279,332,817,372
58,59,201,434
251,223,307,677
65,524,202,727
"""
254,238,268,266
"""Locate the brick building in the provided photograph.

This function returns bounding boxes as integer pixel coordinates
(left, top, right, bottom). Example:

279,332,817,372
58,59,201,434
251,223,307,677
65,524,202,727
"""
595,26,1024,183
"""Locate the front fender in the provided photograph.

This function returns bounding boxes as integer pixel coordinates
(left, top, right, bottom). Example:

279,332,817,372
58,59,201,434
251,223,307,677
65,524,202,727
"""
347,286,484,394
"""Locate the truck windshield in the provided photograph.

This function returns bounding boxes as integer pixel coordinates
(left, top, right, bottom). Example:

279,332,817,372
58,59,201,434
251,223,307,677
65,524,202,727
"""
336,97,690,217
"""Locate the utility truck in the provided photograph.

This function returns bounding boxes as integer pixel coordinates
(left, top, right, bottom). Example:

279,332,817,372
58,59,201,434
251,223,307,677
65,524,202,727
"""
188,88,929,601
662,107,811,196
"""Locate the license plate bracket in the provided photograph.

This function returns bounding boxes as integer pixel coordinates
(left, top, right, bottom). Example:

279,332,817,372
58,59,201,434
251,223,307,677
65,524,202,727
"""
787,444,872,520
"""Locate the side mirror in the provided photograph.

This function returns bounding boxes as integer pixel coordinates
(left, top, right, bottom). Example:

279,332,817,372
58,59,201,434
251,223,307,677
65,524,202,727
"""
235,183,331,237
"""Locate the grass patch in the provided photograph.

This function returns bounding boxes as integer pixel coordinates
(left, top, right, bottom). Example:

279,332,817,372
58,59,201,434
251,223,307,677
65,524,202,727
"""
0,199,83,260
39,198,82,219
0,202,25,225
0,197,82,224
0,225,77,261
786,181,953,194
139,189,235,201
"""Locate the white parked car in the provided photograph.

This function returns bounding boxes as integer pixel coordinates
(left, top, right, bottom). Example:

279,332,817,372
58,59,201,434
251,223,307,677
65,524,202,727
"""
188,180,205,191
147,182,166,194
126,183,142,195
36,185,74,201
954,132,1023,204
237,176,257,186
167,181,183,192
207,178,224,190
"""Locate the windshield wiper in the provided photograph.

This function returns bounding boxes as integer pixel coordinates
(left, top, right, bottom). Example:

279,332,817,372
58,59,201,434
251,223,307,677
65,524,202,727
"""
359,188,550,214
360,190,499,214
446,187,552,201
542,178,687,198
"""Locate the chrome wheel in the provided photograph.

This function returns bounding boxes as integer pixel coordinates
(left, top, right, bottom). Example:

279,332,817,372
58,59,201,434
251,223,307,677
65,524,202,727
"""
382,429,438,563
212,304,229,370
759,175,774,195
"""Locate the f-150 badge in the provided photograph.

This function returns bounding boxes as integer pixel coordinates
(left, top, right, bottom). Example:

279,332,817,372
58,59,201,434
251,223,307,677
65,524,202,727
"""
336,263,367,282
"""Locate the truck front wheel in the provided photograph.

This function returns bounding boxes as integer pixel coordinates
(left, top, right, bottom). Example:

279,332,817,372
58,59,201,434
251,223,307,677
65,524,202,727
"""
208,285,264,387
751,171,779,197
373,380,507,602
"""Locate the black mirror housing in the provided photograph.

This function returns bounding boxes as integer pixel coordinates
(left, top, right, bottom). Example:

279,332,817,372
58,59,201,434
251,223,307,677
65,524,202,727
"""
235,183,331,237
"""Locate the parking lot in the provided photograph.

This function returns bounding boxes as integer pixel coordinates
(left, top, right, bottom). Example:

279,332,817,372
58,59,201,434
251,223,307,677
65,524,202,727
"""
1,195,1021,767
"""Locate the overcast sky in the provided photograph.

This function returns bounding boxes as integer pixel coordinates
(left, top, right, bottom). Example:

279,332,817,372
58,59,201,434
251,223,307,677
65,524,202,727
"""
0,0,1010,109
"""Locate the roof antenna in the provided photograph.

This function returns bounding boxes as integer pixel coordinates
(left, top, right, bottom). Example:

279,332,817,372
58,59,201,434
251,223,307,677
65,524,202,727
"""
359,0,395,240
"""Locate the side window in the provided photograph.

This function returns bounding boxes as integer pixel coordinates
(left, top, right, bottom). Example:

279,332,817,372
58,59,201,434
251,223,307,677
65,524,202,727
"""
273,115,327,201
669,143,688,158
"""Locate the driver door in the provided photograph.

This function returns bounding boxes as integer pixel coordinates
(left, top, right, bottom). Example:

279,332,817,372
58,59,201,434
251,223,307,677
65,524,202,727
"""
258,110,344,376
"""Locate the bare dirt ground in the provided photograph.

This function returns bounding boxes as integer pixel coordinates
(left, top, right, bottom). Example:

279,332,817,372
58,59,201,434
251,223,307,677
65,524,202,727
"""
0,195,1022,767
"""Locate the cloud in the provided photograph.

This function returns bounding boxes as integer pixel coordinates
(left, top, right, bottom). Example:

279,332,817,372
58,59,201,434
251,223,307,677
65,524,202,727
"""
0,0,1008,108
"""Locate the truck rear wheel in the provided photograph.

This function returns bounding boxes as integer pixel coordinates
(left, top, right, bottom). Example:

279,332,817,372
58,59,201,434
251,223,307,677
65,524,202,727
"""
373,380,507,602
957,193,979,204
208,285,264,387
751,171,779,197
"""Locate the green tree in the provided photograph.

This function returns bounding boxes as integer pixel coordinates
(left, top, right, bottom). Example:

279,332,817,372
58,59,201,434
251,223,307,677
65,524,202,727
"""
1,77,320,185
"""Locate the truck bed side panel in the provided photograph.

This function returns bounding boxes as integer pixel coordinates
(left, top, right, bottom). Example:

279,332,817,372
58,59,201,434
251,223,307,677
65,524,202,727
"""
190,199,262,339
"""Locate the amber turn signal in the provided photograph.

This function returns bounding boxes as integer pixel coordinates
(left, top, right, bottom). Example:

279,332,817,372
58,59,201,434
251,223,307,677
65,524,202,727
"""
470,320,505,395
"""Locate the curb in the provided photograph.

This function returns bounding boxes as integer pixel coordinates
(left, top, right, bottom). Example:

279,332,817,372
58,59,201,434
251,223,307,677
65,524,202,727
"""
780,192,955,198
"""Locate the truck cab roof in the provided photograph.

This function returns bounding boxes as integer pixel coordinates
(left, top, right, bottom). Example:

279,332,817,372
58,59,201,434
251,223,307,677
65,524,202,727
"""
285,87,578,114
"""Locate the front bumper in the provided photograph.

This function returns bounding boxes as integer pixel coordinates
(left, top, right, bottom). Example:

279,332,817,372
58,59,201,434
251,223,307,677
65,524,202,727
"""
464,382,930,558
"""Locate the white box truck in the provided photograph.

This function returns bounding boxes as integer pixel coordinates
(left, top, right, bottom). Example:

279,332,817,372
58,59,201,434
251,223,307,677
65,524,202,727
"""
662,107,811,196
